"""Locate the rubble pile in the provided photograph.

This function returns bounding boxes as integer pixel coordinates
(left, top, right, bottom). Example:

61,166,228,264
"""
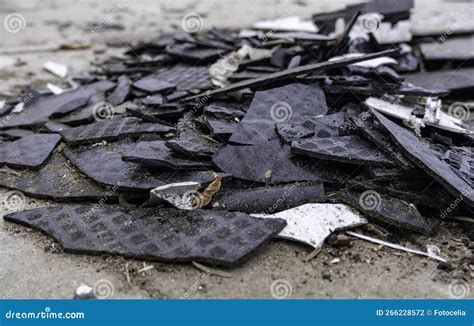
1,0,472,268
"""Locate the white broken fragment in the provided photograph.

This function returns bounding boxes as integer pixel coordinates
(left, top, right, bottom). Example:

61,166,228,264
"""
346,231,448,263
253,16,318,33
252,203,367,249
47,83,65,95
372,21,412,44
150,181,201,210
329,53,397,68
210,45,252,88
44,61,68,78
366,97,473,135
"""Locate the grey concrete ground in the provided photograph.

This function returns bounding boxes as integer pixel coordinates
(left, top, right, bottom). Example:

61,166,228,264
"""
0,0,473,299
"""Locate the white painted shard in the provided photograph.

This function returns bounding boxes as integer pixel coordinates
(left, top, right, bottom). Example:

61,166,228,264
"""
252,203,367,249
44,61,68,78
253,17,318,33
150,181,201,210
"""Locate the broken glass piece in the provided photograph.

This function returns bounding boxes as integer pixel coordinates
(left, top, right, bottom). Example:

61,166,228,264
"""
372,110,474,207
229,83,328,145
292,135,393,166
253,203,367,249
0,133,61,169
213,182,325,214
60,117,176,145
123,141,213,170
4,205,286,266
0,152,113,201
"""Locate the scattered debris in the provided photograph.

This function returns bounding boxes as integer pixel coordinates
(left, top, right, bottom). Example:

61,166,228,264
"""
74,284,96,300
1,2,472,276
192,261,232,278
346,231,448,263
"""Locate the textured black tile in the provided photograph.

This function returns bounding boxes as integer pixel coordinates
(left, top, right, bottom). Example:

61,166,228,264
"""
275,122,314,143
64,140,219,191
336,191,436,234
214,182,325,214
123,140,213,170
1,81,115,128
133,77,175,94
127,104,184,121
107,75,132,106
60,117,176,145
372,110,474,207
291,135,393,166
4,205,286,266
165,131,219,159
138,65,212,92
166,43,224,63
0,133,61,169
442,147,474,188
213,140,326,184
0,152,112,201
405,68,474,93
229,83,328,145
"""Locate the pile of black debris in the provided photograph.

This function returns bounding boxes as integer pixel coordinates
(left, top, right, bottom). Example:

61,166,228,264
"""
1,0,473,268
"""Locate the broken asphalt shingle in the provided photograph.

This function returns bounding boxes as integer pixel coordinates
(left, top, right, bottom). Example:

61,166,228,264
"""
107,75,132,106
0,152,113,201
291,135,394,166
372,110,474,207
184,49,399,101
4,205,286,266
214,182,325,214
0,81,115,128
60,117,176,145
64,140,220,191
229,83,328,145
213,140,323,184
122,140,213,170
0,133,61,169
335,191,436,234
165,131,219,159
